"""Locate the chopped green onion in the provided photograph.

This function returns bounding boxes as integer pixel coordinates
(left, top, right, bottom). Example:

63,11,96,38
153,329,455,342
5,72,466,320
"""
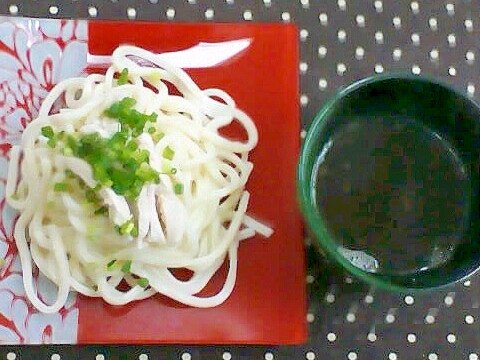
65,169,75,178
162,146,175,160
137,277,149,288
170,168,177,175
131,225,139,237
174,183,184,195
152,131,164,142
63,147,73,156
117,68,129,85
147,126,156,134
107,259,116,270
119,220,135,235
47,138,57,148
94,206,108,216
121,260,132,273
53,182,69,192
41,126,54,139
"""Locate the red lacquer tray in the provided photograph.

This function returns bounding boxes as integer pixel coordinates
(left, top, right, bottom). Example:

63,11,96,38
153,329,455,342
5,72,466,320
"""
0,19,305,344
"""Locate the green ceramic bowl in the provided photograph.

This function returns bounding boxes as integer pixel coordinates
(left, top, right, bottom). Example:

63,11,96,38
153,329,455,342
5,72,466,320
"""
298,74,480,291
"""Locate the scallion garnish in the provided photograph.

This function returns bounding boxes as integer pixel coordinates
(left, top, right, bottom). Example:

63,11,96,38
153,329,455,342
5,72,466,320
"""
174,183,183,195
53,182,69,192
117,68,129,85
137,277,149,288
41,126,54,139
121,260,132,273
162,146,175,160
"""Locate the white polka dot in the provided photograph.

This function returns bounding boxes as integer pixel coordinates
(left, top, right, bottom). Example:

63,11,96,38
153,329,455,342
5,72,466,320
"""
430,49,439,61
465,19,473,32
337,29,347,43
375,64,384,74
467,83,475,96
88,6,98,17
375,31,384,44
265,352,274,360
412,65,421,75
466,50,475,64
300,129,307,139
429,17,438,31
345,276,353,284
425,314,435,324
465,315,475,324
367,332,377,342
263,0,272,7
51,355,61,360
49,5,59,15
464,280,471,287
327,332,337,342
319,13,328,26
393,16,401,29
319,79,328,91
446,3,454,16
9,4,18,15
374,0,383,13
226,0,234,4
393,48,402,61
348,352,358,360
404,295,414,305
306,312,315,322
470,354,479,360
444,294,454,306
205,8,214,20
448,33,456,47
410,1,419,14
281,12,291,22
411,33,420,45
300,95,308,107
223,352,232,360
306,351,316,360
301,0,310,8
364,294,374,304
187,0,196,3
447,333,456,343
356,15,365,27
306,274,315,283
300,29,309,41
448,67,457,76
318,46,327,58
337,63,347,76
407,333,417,343
139,354,148,360
428,354,438,360
346,312,356,322
243,10,253,21
386,314,396,323
7,352,17,360
337,0,347,11
299,62,308,74
96,355,105,360
355,47,365,60
389,353,397,360
127,7,137,19
166,8,175,19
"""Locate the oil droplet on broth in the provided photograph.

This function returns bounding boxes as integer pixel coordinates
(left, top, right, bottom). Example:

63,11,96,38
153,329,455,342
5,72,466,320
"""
313,116,470,275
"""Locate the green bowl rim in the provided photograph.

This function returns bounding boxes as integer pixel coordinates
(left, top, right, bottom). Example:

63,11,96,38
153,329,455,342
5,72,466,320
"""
297,72,480,292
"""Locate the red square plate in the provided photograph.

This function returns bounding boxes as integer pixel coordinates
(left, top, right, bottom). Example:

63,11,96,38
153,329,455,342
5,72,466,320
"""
0,19,305,344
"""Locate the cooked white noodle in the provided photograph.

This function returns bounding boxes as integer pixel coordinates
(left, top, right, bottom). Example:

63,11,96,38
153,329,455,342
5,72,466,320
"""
6,45,272,314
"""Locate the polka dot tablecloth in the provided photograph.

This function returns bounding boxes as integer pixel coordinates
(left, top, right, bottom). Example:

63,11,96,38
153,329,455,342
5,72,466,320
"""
1,0,480,359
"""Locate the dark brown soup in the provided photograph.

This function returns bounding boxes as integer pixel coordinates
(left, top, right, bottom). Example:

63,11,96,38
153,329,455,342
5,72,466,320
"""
313,116,471,275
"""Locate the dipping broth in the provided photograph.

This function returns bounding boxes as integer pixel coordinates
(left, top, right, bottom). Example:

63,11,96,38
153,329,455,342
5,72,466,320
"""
313,116,471,275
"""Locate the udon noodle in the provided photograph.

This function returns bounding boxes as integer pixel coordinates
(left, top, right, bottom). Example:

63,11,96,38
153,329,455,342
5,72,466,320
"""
6,45,272,314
